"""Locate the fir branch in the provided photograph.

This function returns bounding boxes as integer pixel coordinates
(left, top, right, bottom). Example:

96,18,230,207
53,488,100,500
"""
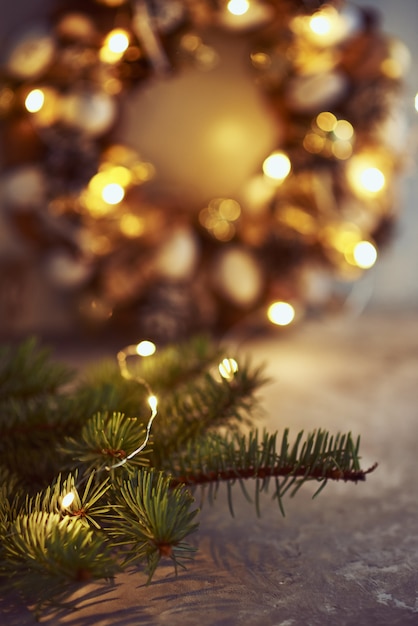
61,412,152,477
127,335,224,393
0,337,73,401
0,339,78,486
109,469,199,580
24,471,112,529
150,359,267,466
167,430,377,516
0,338,73,434
0,334,377,617
0,511,120,614
0,465,21,502
70,361,150,423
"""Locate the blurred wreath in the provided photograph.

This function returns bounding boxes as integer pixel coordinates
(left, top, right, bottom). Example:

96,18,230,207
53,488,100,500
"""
0,0,409,340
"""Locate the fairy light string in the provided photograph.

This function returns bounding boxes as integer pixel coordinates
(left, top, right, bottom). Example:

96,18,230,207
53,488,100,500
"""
105,340,159,471
59,338,240,513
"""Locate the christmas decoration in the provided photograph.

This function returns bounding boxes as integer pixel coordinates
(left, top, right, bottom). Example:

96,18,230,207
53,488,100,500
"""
0,0,409,340
0,336,376,617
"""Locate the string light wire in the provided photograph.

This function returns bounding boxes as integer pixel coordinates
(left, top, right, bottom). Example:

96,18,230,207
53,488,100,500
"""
105,343,159,470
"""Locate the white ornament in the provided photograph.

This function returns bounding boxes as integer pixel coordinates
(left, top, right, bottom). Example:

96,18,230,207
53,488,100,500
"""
286,71,348,113
45,252,93,289
2,166,46,209
155,227,199,279
60,90,118,136
116,32,279,208
213,247,263,307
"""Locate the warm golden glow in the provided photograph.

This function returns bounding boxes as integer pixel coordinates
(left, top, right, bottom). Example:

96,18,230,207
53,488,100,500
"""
263,152,291,182
136,340,156,357
199,198,241,242
381,39,411,80
328,223,361,253
119,213,144,238
316,111,337,132
303,132,326,154
104,165,132,187
227,0,250,16
333,119,354,141
250,51,271,69
298,5,349,48
88,172,106,196
214,221,235,241
278,206,317,236
218,357,239,380
352,241,377,269
267,301,296,326
308,114,354,160
332,140,352,160
25,88,45,113
180,33,202,54
87,166,132,201
347,157,387,196
218,198,241,221
132,161,155,183
100,29,130,63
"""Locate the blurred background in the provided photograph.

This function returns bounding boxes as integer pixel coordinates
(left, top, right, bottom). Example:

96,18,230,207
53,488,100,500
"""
355,0,418,309
0,0,417,343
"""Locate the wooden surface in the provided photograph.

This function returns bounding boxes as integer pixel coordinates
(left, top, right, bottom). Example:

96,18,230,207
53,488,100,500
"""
2,313,418,625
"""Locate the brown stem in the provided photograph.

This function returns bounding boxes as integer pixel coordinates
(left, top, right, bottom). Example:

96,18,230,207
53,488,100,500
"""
170,462,378,488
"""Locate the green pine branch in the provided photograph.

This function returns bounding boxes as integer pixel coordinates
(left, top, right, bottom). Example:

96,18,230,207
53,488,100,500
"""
109,469,199,581
1,511,120,616
166,429,377,516
0,335,377,617
0,337,73,402
61,412,152,477
149,357,267,466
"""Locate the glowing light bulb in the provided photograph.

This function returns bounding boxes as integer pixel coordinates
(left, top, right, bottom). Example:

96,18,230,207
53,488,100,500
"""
263,151,291,182
108,30,130,54
347,156,387,197
267,301,296,326
307,6,342,44
227,0,250,16
316,111,337,132
148,395,158,414
100,29,130,63
25,88,45,113
309,13,332,36
333,119,354,141
62,492,75,509
218,357,239,380
102,183,125,204
359,167,385,193
136,340,156,357
353,241,377,269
